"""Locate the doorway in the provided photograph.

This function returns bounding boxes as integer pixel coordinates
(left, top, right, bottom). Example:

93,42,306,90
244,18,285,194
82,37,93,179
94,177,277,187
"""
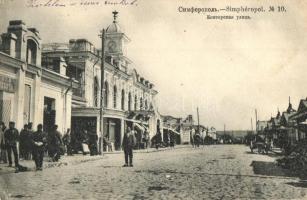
104,118,121,151
43,97,56,133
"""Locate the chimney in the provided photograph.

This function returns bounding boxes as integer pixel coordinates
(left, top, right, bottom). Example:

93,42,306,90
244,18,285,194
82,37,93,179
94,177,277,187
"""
7,20,27,60
1,33,17,57
59,57,67,76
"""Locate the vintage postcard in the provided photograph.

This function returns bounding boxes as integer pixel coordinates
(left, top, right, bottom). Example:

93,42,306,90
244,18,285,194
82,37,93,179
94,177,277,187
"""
0,0,307,199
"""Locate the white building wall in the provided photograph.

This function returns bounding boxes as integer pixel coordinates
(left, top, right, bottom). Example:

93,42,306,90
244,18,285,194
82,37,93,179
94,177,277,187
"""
0,65,17,128
40,82,71,134
84,60,94,107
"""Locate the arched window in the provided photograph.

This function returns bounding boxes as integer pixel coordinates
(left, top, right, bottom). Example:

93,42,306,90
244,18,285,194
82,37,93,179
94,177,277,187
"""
128,92,132,111
93,77,99,107
140,97,143,110
26,39,37,65
121,89,125,110
134,95,137,110
104,81,109,107
113,85,117,108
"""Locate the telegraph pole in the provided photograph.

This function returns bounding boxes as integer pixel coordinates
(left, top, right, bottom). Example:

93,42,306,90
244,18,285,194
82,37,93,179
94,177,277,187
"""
251,118,253,133
197,107,200,134
99,28,105,155
255,109,258,133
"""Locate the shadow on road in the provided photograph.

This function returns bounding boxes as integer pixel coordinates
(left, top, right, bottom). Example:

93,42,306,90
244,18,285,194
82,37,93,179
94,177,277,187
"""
98,165,122,168
250,161,297,178
134,169,294,180
286,181,307,188
244,151,282,157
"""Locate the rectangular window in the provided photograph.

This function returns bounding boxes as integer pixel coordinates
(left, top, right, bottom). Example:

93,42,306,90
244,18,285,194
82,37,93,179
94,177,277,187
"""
0,92,11,126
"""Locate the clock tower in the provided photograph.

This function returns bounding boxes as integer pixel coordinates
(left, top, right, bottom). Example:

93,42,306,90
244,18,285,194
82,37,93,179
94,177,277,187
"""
105,11,131,71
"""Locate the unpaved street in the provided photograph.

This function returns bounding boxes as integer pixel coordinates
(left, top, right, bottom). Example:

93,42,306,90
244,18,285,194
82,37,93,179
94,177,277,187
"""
1,145,307,200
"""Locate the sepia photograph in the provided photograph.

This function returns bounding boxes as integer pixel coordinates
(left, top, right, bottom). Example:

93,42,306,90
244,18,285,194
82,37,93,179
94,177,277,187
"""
0,0,307,199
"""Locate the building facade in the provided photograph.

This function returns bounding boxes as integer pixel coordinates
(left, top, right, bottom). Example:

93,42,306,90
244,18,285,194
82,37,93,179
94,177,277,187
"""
42,12,160,151
0,20,72,133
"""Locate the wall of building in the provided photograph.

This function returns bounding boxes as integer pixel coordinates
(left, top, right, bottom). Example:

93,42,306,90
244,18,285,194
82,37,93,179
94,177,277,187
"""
40,81,72,134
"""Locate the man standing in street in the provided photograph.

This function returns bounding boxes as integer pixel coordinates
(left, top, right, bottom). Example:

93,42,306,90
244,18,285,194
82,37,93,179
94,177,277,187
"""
87,130,98,156
19,124,31,160
190,127,195,148
63,129,73,156
48,125,63,162
31,124,47,171
122,126,136,167
4,121,19,172
0,122,7,164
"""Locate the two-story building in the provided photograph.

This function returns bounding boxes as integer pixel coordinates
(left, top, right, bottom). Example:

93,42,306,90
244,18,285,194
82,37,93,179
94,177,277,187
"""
0,20,72,133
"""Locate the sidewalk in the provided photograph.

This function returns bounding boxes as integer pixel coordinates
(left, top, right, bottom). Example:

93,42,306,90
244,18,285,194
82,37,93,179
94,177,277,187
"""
0,154,104,175
0,145,189,175
104,144,189,154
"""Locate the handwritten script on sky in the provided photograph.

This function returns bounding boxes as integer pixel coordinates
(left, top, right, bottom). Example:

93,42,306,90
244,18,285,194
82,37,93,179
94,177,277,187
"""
25,0,138,7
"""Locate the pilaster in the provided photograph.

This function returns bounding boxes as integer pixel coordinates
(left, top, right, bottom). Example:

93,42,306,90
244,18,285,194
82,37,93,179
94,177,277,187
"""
14,67,25,130
32,72,42,129
120,118,125,149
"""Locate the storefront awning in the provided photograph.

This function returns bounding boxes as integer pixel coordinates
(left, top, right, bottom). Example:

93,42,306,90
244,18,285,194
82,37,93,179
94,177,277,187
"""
125,118,149,125
134,123,145,132
163,128,180,135
170,129,180,135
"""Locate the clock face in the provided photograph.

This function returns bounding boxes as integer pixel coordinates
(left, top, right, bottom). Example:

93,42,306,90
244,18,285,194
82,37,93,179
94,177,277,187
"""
108,41,117,52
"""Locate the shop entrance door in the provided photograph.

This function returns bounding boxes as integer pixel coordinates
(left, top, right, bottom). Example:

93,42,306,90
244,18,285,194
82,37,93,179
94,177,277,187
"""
43,97,56,133
107,118,121,151
71,116,97,152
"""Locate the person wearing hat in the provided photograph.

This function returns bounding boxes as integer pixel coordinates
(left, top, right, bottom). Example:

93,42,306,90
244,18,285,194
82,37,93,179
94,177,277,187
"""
47,124,63,162
4,121,19,171
19,124,31,160
0,122,7,164
31,124,47,171
122,126,136,167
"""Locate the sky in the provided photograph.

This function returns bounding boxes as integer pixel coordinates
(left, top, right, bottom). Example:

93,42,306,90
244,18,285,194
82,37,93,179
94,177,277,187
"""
1,0,307,130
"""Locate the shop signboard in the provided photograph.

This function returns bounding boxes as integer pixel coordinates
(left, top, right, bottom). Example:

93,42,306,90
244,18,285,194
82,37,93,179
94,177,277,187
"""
0,74,16,93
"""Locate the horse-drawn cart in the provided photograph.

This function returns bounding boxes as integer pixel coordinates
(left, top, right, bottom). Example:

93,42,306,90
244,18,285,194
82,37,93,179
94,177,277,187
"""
250,141,269,154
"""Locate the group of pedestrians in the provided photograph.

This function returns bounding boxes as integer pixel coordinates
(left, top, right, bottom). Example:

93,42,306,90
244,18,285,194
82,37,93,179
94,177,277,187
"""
0,121,65,172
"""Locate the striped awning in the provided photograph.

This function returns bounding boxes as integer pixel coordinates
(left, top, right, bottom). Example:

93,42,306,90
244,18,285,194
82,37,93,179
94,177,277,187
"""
163,128,180,135
134,123,145,132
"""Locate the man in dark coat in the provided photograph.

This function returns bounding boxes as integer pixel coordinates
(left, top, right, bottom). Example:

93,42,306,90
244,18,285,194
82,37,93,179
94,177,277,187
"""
63,129,73,156
122,127,136,167
4,121,19,170
143,129,150,149
31,124,47,171
169,130,175,148
19,124,31,160
87,130,98,156
0,122,7,164
155,130,162,150
48,125,63,162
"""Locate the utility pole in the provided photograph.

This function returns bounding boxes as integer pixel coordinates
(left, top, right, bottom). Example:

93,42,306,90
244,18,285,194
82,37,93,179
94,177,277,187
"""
251,118,253,133
99,28,105,155
197,107,200,134
224,124,226,135
255,109,258,133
